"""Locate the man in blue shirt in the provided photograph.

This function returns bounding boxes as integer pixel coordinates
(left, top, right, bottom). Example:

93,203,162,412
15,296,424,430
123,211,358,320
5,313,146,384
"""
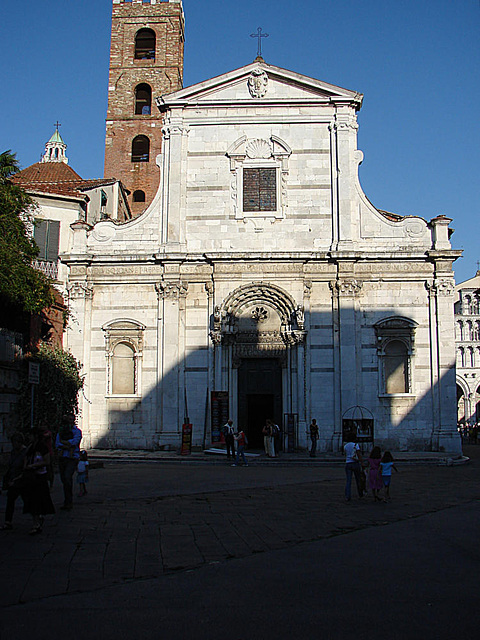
55,415,82,510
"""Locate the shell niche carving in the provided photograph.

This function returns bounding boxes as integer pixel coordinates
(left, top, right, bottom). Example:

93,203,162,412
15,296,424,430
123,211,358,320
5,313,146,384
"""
245,138,272,159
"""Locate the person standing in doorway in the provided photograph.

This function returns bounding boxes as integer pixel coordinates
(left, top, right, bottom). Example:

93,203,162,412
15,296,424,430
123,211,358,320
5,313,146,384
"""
309,419,319,457
263,419,276,457
262,419,272,456
343,432,364,501
55,415,82,511
223,419,236,461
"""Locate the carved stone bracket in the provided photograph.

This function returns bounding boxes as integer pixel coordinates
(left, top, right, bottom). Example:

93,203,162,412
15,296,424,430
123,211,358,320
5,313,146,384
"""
426,279,455,298
283,330,307,346
209,330,222,346
155,281,188,300
329,118,359,132
295,305,305,330
205,282,214,297
330,279,363,297
303,280,312,299
162,124,189,140
67,282,94,300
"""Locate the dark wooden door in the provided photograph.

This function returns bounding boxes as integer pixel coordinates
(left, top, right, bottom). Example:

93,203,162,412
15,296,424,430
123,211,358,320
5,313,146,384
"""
238,358,282,449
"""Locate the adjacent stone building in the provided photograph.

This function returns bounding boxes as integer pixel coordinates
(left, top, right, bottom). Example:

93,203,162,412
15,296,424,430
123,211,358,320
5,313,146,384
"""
64,26,462,454
13,128,131,292
455,271,480,426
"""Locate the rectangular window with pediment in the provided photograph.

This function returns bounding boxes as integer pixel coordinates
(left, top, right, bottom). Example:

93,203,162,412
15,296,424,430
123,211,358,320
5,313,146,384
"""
243,168,277,212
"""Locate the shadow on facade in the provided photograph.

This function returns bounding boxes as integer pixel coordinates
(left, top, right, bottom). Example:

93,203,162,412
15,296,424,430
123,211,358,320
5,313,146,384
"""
88,304,460,454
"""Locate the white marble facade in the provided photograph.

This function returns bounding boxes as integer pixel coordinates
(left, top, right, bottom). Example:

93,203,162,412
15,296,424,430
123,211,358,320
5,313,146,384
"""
63,61,462,453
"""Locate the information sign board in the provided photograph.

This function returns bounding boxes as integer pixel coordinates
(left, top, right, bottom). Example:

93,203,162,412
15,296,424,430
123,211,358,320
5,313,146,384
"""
211,391,229,443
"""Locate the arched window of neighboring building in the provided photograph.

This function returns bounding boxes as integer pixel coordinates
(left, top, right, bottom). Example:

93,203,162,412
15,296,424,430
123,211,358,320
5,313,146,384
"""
133,190,146,203
474,321,479,340
383,340,409,394
112,342,136,395
131,135,150,162
135,83,152,115
473,294,480,315
135,28,155,60
456,348,463,368
467,347,474,368
456,320,462,341
464,295,472,315
466,321,473,341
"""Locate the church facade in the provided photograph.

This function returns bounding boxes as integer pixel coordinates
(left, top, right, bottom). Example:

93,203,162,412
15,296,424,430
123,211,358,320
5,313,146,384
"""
63,1,461,454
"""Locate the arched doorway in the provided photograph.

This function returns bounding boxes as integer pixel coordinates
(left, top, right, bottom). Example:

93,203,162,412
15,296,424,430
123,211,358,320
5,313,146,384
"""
211,282,306,448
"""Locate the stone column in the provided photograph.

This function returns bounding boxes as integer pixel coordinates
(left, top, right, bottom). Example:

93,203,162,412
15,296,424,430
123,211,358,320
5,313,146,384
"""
427,277,462,454
303,281,313,423
154,282,165,437
294,331,307,448
159,120,188,252
210,304,223,391
330,111,359,252
330,276,363,450
66,281,93,447
155,280,188,441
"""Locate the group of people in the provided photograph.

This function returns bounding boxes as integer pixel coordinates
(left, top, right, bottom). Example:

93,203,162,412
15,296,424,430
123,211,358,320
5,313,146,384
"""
1,415,88,535
458,420,478,444
262,418,280,458
343,434,398,502
222,420,249,466
222,417,281,464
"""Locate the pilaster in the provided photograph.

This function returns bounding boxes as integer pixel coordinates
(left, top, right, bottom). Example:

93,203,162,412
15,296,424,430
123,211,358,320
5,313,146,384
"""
330,274,363,448
155,278,188,436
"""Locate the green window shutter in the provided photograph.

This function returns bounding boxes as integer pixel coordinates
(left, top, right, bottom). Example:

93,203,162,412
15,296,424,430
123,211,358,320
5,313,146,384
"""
46,220,60,262
33,219,48,260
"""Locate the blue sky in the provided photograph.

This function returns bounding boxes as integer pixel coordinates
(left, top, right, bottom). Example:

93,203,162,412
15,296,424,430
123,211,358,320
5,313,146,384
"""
1,0,478,283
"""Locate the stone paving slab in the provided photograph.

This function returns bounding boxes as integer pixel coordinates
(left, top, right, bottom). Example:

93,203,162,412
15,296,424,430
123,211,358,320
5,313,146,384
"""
0,446,478,607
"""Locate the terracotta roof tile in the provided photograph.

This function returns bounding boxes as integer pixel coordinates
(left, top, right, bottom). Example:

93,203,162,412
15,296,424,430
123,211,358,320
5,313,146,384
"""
12,162,120,200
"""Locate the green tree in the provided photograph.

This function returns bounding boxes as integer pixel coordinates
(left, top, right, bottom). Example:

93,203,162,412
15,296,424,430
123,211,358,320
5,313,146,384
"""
0,150,53,316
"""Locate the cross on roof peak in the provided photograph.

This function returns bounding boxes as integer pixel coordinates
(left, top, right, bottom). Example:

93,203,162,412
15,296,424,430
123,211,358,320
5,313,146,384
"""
250,27,269,59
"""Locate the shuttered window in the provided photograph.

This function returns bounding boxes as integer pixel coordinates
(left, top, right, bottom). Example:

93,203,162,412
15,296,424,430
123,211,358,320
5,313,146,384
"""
243,168,276,212
34,219,60,261
384,340,409,394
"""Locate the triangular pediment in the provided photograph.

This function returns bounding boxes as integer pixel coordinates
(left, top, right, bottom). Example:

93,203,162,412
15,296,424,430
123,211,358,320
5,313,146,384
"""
157,61,363,109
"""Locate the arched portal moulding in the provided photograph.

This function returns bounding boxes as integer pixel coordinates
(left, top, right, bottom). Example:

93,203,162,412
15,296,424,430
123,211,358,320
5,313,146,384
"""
210,282,306,363
209,282,308,442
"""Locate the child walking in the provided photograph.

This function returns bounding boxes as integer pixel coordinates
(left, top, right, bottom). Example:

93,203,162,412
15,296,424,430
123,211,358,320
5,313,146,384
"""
77,450,89,497
380,451,398,501
368,446,384,502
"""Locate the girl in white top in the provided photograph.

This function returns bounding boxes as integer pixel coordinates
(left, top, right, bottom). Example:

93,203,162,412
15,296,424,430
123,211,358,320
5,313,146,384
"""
76,450,89,497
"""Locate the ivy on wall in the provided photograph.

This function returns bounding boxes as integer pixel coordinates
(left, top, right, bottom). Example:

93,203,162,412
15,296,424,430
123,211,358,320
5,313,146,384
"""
17,344,84,435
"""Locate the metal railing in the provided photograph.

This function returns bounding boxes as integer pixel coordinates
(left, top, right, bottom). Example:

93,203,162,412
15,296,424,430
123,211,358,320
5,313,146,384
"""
33,259,59,280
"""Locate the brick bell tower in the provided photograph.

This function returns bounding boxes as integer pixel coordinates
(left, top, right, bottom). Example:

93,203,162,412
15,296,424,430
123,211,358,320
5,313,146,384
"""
104,0,185,216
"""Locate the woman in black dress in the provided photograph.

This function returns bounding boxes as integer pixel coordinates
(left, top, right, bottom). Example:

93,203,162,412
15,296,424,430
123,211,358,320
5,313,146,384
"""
22,428,55,535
